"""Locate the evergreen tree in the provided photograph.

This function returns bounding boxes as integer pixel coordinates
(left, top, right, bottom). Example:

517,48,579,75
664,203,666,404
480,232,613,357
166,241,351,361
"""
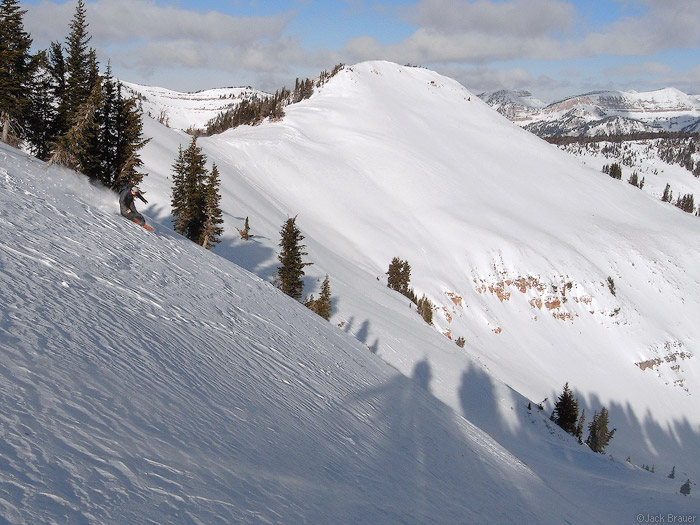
65,0,95,120
606,162,622,180
306,274,332,320
239,216,251,240
662,183,672,203
25,50,56,159
575,409,586,444
171,137,208,243
171,145,188,234
49,78,102,173
552,383,579,436
417,294,433,325
387,257,412,297
46,41,69,145
674,193,695,214
200,163,224,249
0,0,34,144
586,407,615,453
680,479,691,496
277,216,311,300
669,466,676,479
627,171,639,187
112,80,148,189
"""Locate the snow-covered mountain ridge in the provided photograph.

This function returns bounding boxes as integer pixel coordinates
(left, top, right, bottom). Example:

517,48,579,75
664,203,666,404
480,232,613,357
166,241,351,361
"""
130,61,700,486
479,87,700,136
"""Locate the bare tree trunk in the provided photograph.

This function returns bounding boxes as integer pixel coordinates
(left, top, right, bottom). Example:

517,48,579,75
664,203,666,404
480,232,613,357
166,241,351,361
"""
2,113,10,144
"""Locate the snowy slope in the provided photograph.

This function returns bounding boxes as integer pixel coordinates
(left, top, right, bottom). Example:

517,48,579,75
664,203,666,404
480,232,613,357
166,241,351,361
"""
0,143,590,523
1,129,696,525
3,60,698,521
133,61,700,488
122,82,265,131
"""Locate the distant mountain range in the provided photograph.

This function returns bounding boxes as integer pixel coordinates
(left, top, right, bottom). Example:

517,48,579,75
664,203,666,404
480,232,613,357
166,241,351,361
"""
478,88,700,137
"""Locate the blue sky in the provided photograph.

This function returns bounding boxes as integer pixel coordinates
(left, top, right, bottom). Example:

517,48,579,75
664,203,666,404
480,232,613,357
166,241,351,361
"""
22,0,700,101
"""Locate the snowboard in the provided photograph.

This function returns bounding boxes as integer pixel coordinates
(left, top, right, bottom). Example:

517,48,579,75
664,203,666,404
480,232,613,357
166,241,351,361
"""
131,217,154,231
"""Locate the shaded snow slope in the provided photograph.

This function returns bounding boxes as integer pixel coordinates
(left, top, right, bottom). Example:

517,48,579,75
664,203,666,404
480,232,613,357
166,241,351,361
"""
0,144,588,523
135,61,700,488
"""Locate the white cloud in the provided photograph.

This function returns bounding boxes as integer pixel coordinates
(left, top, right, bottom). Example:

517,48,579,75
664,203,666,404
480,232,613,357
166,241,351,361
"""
25,0,292,47
408,0,575,37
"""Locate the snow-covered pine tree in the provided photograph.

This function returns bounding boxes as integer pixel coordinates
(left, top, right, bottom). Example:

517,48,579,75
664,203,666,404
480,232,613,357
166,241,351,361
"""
277,216,312,300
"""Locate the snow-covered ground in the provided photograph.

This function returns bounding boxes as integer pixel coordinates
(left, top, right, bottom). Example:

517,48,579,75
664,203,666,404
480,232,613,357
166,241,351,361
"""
2,61,698,522
558,139,700,204
121,82,265,131
480,87,700,135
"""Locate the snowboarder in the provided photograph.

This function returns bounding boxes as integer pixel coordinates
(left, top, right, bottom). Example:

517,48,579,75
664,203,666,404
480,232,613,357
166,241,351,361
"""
119,185,150,229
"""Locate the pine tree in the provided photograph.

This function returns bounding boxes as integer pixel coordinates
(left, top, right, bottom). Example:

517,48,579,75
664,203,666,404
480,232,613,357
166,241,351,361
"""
306,274,332,320
627,171,639,187
680,479,691,496
171,137,208,243
112,80,148,189
552,383,579,436
387,257,412,297
417,294,433,325
46,41,69,145
171,145,188,234
0,0,34,144
239,216,251,240
277,216,312,300
25,50,56,159
49,78,102,173
662,183,672,203
674,193,695,214
65,0,95,120
586,407,615,453
200,163,224,249
669,466,676,479
575,409,586,444
607,162,622,180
